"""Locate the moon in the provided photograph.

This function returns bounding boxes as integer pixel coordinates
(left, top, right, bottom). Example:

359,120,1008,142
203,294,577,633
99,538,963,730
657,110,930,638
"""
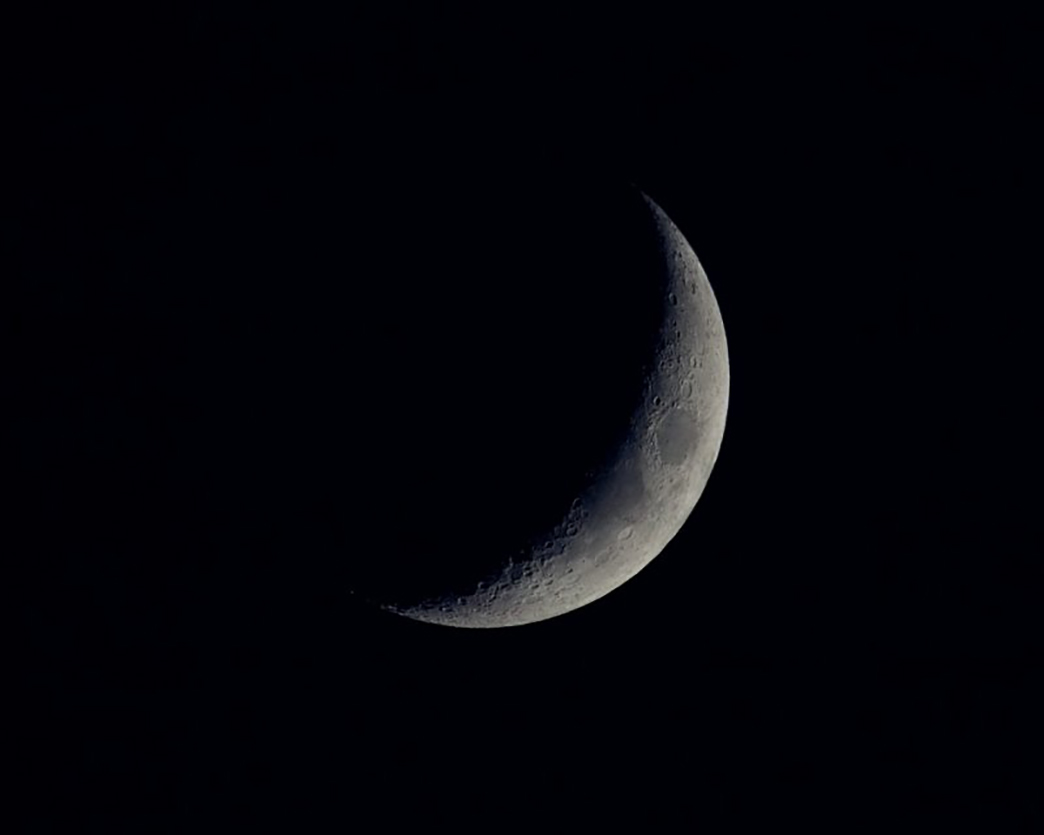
356,188,729,628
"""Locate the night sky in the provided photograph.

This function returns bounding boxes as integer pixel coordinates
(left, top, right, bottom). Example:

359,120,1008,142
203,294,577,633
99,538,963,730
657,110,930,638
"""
14,9,1041,828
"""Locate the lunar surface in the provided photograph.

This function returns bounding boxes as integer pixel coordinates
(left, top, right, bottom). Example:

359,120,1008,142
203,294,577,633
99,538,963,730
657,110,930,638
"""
356,188,730,628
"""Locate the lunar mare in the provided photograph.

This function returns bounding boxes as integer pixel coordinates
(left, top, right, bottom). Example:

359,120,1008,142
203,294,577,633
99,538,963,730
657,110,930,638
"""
376,192,729,628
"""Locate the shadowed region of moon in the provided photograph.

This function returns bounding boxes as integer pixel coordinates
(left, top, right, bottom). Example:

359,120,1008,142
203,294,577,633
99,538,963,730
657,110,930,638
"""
13,149,733,653
82,165,727,632
331,176,730,628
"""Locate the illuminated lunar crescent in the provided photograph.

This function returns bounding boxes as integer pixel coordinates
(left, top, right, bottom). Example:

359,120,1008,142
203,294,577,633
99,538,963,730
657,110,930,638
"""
372,190,729,628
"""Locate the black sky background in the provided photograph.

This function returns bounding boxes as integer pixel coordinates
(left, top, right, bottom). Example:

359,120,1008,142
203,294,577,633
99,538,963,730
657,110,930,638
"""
13,8,1042,828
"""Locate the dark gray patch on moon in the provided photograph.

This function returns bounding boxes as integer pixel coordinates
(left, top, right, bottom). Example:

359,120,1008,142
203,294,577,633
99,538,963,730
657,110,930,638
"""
657,408,698,466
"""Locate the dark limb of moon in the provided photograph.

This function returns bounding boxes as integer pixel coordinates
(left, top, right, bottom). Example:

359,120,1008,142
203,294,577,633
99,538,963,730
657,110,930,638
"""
349,183,730,628
13,159,728,659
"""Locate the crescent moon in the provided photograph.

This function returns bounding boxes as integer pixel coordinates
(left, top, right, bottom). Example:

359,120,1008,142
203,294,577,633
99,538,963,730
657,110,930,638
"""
371,191,729,628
